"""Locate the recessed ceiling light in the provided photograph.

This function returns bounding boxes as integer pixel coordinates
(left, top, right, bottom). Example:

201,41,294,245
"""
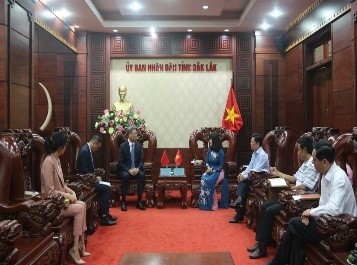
224,29,229,32
203,5,208,9
187,29,192,32
113,29,118,32
270,9,282,17
260,23,270,30
129,1,142,11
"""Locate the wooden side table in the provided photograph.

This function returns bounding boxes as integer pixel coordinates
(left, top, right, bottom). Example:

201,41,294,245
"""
156,175,187,209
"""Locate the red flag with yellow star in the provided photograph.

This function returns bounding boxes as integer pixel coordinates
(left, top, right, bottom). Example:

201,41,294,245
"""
222,85,243,132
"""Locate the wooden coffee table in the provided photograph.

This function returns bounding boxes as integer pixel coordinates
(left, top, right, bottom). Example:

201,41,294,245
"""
119,252,234,265
156,175,187,209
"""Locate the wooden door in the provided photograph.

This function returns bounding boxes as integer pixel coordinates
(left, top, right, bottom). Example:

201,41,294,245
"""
311,65,332,126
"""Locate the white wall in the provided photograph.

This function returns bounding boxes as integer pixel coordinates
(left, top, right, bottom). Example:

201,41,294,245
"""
110,58,232,148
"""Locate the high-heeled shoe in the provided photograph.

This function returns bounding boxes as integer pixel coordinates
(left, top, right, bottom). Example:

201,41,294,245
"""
79,242,91,257
79,247,91,257
69,247,86,264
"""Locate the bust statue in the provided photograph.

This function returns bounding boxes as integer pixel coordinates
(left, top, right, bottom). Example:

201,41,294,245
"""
113,84,134,112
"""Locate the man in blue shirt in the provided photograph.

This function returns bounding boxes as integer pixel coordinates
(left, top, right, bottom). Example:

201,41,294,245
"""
229,133,269,223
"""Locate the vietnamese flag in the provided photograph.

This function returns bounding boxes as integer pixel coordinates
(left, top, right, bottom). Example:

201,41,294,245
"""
174,149,183,166
222,85,243,132
160,150,170,167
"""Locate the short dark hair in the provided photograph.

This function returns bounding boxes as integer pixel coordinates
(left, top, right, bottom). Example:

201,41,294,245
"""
90,135,102,144
45,131,68,154
314,139,334,163
252,133,263,146
209,131,223,152
126,126,137,135
296,135,314,154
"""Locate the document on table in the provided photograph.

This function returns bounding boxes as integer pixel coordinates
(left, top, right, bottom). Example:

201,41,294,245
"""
268,177,288,187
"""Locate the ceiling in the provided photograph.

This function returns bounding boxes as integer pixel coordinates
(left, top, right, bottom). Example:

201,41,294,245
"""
45,0,317,34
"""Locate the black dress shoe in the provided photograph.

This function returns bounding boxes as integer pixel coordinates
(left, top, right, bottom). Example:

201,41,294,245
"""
247,242,259,252
100,216,116,226
229,214,244,223
249,247,267,259
121,202,127,211
107,213,117,221
136,201,146,210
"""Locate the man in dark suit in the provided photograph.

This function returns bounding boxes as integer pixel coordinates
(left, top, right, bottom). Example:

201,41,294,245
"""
76,135,117,226
117,126,146,211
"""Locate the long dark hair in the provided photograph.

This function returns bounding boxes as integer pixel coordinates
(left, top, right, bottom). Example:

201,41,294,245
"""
209,132,222,152
44,131,68,155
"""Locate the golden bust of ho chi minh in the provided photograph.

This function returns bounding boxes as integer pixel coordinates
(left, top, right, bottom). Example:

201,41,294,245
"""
113,84,134,112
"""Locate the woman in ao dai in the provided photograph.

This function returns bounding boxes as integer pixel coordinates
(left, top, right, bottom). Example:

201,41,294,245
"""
199,132,225,210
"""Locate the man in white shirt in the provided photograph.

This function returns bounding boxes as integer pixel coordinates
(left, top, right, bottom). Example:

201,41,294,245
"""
265,140,357,265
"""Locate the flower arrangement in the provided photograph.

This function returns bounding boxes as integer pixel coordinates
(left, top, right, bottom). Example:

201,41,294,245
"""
94,109,146,135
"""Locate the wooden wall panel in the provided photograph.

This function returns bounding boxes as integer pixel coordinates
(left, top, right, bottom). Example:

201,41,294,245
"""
0,82,9,129
332,12,351,53
187,35,201,54
255,54,285,76
333,46,352,92
255,34,282,54
9,83,30,128
141,36,156,54
286,100,304,130
255,33,286,134
236,32,254,165
332,89,354,132
10,3,30,38
10,32,30,87
0,26,8,81
202,34,217,54
172,34,186,54
284,44,304,133
157,35,171,54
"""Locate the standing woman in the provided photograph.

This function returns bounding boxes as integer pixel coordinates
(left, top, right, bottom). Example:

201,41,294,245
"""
199,132,225,210
41,131,90,265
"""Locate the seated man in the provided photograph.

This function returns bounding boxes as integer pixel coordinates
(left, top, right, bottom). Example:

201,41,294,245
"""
76,135,117,226
117,126,146,211
265,140,357,265
248,135,318,259
229,133,269,223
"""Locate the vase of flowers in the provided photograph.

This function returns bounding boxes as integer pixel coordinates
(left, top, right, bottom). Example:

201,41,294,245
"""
94,109,146,135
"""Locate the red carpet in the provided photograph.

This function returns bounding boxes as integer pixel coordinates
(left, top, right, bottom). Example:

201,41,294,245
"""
78,196,275,265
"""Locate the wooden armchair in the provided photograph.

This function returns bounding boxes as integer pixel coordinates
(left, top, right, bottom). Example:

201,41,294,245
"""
304,128,357,265
108,129,157,207
189,127,238,208
245,126,296,230
0,132,61,264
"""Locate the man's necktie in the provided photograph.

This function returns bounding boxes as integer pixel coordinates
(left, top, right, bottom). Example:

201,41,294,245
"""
130,143,135,168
